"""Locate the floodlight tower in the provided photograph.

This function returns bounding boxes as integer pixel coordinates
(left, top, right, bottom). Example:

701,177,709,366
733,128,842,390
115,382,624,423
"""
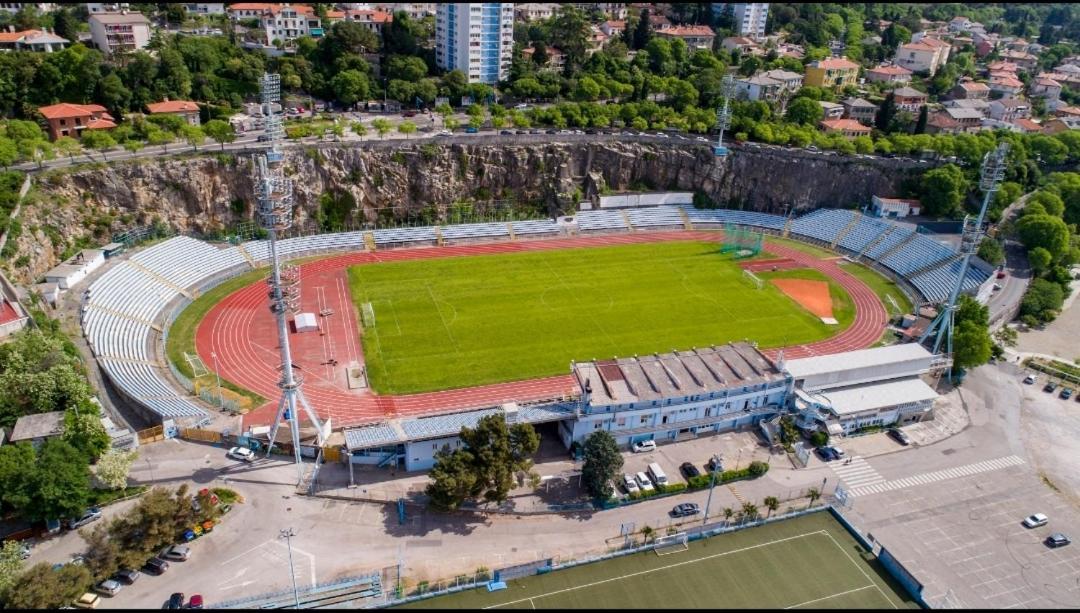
713,75,736,157
254,72,329,484
919,143,1009,358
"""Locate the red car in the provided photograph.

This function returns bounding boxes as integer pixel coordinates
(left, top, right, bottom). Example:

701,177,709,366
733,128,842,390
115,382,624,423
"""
996,270,1006,279
188,594,204,609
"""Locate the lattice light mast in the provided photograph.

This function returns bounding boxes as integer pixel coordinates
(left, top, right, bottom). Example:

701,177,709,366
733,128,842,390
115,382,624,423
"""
254,72,328,484
713,75,736,157
919,143,1009,357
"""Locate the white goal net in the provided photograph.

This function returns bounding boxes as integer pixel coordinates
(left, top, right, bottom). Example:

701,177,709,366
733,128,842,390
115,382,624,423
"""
742,268,764,290
653,532,689,556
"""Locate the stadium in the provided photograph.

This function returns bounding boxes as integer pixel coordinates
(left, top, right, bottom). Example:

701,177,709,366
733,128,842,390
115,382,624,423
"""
79,201,993,460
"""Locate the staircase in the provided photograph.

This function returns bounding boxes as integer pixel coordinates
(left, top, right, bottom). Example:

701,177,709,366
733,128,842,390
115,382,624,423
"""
874,230,918,264
908,253,960,280
507,222,516,240
236,243,259,269
435,226,444,246
831,211,861,250
85,302,163,331
857,224,895,260
363,231,376,251
782,215,794,238
622,210,634,231
128,260,194,299
679,207,693,230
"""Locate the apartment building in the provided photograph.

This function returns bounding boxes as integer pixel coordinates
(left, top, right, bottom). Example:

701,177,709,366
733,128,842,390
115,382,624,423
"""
435,3,514,84
88,11,151,55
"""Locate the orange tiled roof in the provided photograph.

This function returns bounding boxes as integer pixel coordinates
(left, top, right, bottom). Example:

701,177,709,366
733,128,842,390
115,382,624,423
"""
86,117,117,130
869,64,912,75
37,103,107,120
1013,118,1042,132
658,25,715,37
146,100,199,114
820,118,871,132
814,57,860,70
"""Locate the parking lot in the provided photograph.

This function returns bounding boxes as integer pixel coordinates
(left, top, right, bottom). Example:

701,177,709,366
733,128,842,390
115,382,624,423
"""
618,430,775,494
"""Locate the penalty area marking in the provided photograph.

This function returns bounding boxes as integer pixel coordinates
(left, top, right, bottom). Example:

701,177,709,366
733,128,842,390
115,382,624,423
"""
482,530,831,609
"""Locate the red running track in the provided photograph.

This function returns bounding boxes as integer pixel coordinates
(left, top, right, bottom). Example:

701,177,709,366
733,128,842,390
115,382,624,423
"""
195,231,886,429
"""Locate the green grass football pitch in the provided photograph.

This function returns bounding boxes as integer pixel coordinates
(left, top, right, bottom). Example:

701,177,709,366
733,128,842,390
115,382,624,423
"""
348,240,852,394
399,511,918,609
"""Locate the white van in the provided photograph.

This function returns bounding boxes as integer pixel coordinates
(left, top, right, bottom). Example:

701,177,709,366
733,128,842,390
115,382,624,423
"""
647,462,669,487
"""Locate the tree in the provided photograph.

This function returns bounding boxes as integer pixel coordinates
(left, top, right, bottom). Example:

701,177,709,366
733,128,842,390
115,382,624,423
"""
371,118,391,138
146,127,173,152
202,119,235,151
739,56,763,77
52,8,80,43
25,439,90,522
722,507,734,524
1027,191,1066,218
330,69,370,107
920,164,968,218
953,320,992,370
180,125,205,151
0,443,35,517
63,409,110,461
1017,214,1070,261
1028,246,1052,274
581,431,623,500
397,120,417,139
633,8,652,50
350,121,366,140
763,496,780,517
807,487,821,508
914,105,928,134
741,502,759,521
976,237,1004,266
0,539,25,600
79,524,122,583
78,130,116,160
809,431,829,447
5,563,91,609
875,92,897,131
0,138,17,170
785,97,823,126
425,446,479,512
93,449,136,490
1020,278,1065,323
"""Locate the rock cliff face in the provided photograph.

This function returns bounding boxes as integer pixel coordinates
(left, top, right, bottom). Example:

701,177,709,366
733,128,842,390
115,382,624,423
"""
10,140,924,284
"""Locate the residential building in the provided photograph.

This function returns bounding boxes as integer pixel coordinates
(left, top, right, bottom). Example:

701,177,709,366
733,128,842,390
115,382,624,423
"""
818,100,844,119
515,3,557,21
927,107,982,134
600,20,625,38
1042,117,1080,135
948,16,975,33
720,36,760,55
1030,75,1062,105
9,411,65,447
86,2,129,13
819,118,871,138
987,97,1031,123
986,60,1019,76
372,3,436,20
260,4,323,45
1011,118,1042,134
37,103,116,141
146,100,201,126
227,2,274,19
989,74,1024,97
776,42,803,59
0,27,69,52
88,11,152,55
760,69,802,91
587,25,607,50
865,64,913,84
1000,49,1038,72
341,9,392,35
183,2,224,14
435,3,514,84
950,79,989,100
655,24,715,51
893,37,949,76
804,57,859,90
842,97,877,124
944,98,991,115
789,344,941,436
890,86,928,112
870,195,921,218
735,74,783,102
520,46,564,73
713,3,769,39
1053,105,1080,118
0,3,57,13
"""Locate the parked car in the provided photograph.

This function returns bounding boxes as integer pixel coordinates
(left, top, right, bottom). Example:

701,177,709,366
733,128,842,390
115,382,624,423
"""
632,440,656,453
831,446,845,458
168,592,185,609
670,503,700,518
162,544,191,561
635,471,655,492
73,592,100,609
680,462,701,479
996,269,1007,279
1023,513,1049,528
816,447,840,461
887,428,911,446
112,569,140,585
1045,533,1071,548
464,126,479,134
706,456,723,472
94,579,122,597
1044,381,1059,393
1023,374,1037,384
142,557,170,575
188,595,204,609
256,134,272,142
1060,388,1074,400
66,508,102,530
499,129,513,135
622,474,640,494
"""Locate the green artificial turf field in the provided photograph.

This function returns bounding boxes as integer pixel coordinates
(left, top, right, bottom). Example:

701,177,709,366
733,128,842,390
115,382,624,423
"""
398,510,918,609
348,240,851,394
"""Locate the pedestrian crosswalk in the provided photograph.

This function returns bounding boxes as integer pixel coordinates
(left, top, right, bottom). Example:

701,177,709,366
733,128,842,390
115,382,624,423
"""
830,456,885,490
846,455,1025,498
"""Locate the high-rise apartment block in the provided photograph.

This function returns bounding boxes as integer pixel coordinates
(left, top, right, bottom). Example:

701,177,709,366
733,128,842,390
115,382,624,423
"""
435,3,514,84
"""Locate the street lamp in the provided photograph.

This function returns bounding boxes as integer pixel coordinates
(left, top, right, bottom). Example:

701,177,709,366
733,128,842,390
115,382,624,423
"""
280,528,301,609
702,455,723,525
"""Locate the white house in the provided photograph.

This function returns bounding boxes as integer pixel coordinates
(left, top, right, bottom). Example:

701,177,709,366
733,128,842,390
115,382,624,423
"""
44,249,105,290
88,11,151,55
871,195,922,218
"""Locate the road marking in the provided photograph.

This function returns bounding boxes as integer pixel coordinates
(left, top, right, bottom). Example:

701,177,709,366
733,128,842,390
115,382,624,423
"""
784,584,877,609
831,457,885,490
848,455,1025,498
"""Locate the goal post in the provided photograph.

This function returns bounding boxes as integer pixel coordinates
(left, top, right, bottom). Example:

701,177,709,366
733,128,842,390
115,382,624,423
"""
742,268,765,290
653,532,689,556
361,302,376,327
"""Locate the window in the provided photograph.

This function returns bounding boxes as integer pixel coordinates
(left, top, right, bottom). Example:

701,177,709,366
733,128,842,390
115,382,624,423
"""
639,415,649,425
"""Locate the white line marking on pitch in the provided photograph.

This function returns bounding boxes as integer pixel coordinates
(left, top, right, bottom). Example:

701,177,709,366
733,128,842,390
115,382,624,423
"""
784,584,877,609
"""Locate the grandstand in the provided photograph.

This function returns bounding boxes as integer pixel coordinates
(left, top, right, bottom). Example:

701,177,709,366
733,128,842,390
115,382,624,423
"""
81,204,992,427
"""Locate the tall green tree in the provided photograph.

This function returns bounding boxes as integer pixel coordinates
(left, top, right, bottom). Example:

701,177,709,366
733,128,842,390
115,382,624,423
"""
202,119,235,151
25,439,90,522
1017,214,1070,261
785,97,823,126
633,8,653,50
4,563,91,609
919,164,968,218
874,92,897,131
581,431,623,499
914,105,928,134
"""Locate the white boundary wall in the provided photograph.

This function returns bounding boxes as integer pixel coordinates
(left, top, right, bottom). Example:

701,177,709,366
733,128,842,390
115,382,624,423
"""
595,192,694,209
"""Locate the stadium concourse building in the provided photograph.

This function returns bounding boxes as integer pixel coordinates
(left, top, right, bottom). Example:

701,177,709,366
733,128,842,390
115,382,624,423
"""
343,342,791,472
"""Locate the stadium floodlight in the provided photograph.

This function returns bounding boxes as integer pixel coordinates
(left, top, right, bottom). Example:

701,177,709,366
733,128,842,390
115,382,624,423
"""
254,72,328,484
919,143,1009,366
713,75,736,156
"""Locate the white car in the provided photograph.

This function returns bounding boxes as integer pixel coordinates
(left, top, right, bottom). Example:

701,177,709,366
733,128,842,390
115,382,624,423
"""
1023,374,1037,384
227,446,255,462
1023,513,1049,528
832,447,845,458
623,474,640,494
632,440,656,453
635,471,655,492
94,579,122,597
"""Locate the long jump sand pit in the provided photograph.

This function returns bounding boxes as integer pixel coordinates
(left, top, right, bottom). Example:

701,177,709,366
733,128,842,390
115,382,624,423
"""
771,278,837,323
